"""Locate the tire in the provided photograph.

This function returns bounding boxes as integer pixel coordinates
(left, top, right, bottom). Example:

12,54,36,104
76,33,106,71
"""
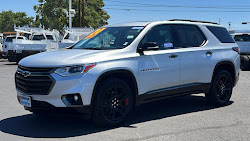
92,78,133,127
32,111,50,119
241,56,250,71
205,70,233,106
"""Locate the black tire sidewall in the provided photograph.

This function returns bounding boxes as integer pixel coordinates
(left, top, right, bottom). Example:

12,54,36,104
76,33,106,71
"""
92,78,133,127
241,56,250,71
207,70,233,105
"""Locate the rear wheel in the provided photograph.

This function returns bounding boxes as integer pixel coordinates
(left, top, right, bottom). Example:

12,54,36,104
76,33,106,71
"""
241,56,250,71
205,70,233,106
92,78,133,127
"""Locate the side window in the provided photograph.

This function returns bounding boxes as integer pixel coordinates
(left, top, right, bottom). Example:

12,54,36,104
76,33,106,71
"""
193,27,206,45
207,26,235,43
172,25,206,48
141,25,174,50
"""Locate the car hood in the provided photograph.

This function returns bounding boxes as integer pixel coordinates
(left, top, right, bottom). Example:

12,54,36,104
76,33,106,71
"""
19,49,126,67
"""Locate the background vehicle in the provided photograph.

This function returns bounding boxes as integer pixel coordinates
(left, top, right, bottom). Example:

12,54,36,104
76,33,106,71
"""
2,35,27,59
231,33,250,70
0,42,3,59
16,20,240,127
7,27,60,63
7,26,92,63
59,27,93,48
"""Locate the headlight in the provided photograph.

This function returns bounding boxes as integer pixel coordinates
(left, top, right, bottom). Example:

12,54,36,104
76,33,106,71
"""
54,63,96,77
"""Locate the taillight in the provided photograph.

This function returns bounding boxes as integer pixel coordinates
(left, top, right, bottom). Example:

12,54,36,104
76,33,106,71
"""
232,47,239,54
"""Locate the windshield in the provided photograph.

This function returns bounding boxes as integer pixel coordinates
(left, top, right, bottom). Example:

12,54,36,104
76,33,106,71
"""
32,35,54,40
72,26,144,50
5,37,16,42
234,34,250,42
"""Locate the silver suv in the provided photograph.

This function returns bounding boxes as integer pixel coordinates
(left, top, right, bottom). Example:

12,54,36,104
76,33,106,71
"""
16,19,240,126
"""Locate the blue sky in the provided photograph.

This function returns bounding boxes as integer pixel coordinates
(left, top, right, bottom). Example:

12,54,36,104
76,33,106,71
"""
1,0,250,31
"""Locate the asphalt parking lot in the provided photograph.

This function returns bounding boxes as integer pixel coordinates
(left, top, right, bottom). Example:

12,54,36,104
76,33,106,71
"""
0,59,250,141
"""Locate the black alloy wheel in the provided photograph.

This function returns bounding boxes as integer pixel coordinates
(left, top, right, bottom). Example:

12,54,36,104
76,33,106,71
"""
206,70,233,106
92,78,133,127
101,83,131,122
215,73,233,103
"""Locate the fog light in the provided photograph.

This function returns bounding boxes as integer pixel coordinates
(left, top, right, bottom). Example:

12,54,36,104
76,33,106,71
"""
61,93,83,106
74,95,78,101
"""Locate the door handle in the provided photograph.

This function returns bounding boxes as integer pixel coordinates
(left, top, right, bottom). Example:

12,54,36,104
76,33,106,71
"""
206,51,213,55
169,54,178,58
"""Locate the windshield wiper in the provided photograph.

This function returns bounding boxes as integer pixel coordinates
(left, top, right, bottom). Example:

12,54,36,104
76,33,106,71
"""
83,47,103,50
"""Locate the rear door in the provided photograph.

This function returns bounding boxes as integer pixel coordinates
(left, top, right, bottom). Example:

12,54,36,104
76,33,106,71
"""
171,24,214,86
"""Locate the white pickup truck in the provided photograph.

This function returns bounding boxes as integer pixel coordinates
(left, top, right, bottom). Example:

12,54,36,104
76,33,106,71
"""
2,35,27,59
231,33,250,70
7,30,60,63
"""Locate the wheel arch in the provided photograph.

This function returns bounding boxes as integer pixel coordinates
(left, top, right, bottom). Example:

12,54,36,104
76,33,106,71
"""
91,69,139,107
212,61,236,86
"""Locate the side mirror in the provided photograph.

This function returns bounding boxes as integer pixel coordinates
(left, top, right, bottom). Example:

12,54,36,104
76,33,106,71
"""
138,42,159,53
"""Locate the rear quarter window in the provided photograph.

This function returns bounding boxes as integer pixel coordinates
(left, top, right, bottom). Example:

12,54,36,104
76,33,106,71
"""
207,26,235,43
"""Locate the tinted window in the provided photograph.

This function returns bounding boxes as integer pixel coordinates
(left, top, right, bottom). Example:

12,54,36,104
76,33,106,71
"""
172,25,206,48
207,26,235,43
141,25,174,50
193,27,206,45
32,35,45,40
5,37,16,42
17,37,25,39
46,35,54,40
234,34,250,42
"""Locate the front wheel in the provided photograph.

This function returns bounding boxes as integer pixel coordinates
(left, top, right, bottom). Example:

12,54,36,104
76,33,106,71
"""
205,70,233,106
92,78,133,127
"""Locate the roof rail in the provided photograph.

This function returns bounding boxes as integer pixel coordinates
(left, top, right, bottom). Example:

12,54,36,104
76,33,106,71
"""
169,19,219,25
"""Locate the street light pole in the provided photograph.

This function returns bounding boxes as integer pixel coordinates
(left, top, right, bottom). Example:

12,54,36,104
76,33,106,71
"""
79,0,81,27
69,0,72,29
228,22,231,31
82,0,85,27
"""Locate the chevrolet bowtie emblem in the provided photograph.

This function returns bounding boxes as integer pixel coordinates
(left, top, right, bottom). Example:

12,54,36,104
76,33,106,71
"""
17,70,31,77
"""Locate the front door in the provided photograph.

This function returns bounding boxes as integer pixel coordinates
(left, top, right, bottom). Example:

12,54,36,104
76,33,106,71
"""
138,25,180,95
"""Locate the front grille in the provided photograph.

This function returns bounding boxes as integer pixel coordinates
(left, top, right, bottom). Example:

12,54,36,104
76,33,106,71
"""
18,65,55,73
15,66,55,95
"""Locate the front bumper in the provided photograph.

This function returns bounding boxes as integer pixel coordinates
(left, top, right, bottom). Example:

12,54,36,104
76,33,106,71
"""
17,96,91,116
17,72,98,108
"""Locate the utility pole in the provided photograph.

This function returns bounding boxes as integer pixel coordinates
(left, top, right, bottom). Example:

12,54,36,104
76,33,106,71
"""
63,0,75,29
78,0,81,27
69,0,72,29
82,0,85,27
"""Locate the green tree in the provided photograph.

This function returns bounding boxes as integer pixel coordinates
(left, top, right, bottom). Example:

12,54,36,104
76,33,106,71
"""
34,0,110,32
0,10,34,32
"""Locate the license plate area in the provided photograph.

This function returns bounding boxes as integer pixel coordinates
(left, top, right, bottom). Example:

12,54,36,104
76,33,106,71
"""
20,95,31,107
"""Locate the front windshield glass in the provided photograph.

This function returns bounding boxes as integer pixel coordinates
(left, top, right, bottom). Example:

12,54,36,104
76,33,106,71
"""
6,37,16,42
32,35,45,40
72,26,144,50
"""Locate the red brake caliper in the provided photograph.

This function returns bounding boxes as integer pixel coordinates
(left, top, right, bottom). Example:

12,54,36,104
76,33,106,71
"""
124,98,129,106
